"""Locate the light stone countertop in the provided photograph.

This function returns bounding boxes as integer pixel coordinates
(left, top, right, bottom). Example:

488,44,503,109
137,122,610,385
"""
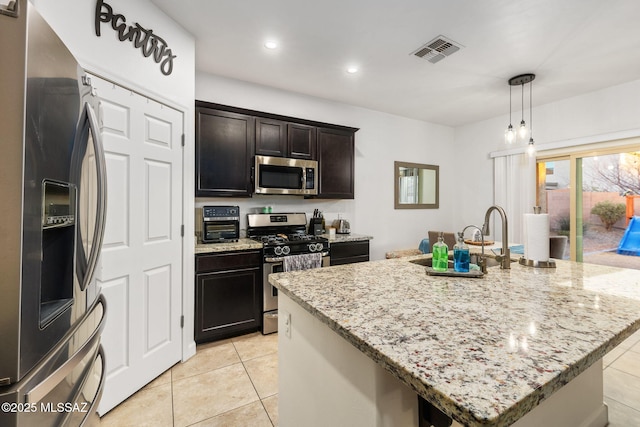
194,233,373,254
195,238,263,254
320,232,373,243
269,254,640,426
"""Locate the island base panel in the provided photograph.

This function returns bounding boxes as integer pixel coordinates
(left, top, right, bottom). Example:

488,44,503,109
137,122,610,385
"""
449,359,607,427
278,294,418,427
279,293,609,427
505,359,607,427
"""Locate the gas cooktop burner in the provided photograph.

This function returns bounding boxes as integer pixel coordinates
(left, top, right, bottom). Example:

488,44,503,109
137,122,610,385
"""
246,212,329,258
250,234,328,257
252,233,323,245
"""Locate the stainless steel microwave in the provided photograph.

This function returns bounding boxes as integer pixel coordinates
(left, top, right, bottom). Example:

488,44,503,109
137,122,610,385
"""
254,155,318,196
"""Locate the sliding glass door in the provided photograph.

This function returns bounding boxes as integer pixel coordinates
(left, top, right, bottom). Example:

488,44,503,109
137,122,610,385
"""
579,151,639,266
537,143,640,268
536,158,571,260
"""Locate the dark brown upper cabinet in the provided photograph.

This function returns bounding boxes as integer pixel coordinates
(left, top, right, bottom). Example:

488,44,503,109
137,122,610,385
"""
255,119,317,160
255,118,287,157
196,106,254,197
287,123,317,160
316,127,355,199
195,101,357,199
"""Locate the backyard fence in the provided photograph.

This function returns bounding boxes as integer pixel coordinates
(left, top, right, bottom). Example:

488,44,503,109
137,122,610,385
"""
546,190,640,232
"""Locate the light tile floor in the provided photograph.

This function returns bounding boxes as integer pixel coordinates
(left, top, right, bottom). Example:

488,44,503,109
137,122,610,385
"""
603,328,640,426
97,329,640,427
97,332,279,427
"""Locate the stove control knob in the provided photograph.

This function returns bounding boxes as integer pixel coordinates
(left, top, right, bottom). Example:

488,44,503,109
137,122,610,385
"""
308,243,316,252
282,246,291,255
314,243,324,252
274,246,283,256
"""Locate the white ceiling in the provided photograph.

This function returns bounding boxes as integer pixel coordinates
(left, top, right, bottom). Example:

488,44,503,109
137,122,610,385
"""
151,0,640,127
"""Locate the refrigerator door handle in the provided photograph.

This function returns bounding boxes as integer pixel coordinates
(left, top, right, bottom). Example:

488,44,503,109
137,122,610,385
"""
78,345,106,427
80,101,108,291
24,297,106,403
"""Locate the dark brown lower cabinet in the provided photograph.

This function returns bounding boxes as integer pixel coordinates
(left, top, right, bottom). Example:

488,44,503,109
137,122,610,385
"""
329,240,370,266
195,250,262,343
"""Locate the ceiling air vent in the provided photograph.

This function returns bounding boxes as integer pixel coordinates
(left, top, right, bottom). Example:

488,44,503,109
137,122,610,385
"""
411,35,463,64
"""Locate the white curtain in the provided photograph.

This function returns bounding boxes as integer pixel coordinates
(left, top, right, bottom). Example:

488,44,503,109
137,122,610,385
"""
493,153,536,244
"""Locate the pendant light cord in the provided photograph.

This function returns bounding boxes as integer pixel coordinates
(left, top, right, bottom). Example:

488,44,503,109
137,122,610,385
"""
509,85,512,124
521,83,525,123
529,81,533,137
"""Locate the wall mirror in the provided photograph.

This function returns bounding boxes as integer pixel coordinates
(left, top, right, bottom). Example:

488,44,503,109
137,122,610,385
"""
394,161,439,209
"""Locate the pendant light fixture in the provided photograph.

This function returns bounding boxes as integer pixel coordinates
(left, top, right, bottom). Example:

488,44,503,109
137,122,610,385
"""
517,80,529,141
504,84,515,144
505,73,535,145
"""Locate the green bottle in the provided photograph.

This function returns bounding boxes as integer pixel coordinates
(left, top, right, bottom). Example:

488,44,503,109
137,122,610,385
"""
432,232,449,271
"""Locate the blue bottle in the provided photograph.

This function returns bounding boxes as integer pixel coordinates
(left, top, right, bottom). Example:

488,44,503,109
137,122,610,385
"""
453,232,470,273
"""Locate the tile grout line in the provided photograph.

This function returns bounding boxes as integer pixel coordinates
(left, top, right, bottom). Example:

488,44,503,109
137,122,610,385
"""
604,395,640,416
234,340,263,399
606,353,640,382
233,339,277,427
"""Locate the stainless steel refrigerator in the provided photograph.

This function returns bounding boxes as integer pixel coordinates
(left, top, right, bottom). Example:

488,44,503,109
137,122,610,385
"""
0,1,108,425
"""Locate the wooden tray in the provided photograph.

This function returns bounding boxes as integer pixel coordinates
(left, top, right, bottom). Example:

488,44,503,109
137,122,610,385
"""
426,267,484,278
464,239,494,246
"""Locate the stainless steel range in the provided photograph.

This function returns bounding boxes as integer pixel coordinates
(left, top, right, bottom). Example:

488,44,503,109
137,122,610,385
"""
247,213,329,334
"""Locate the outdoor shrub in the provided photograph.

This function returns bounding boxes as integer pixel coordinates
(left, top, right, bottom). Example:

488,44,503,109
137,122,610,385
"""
591,201,626,231
554,216,587,235
556,217,571,235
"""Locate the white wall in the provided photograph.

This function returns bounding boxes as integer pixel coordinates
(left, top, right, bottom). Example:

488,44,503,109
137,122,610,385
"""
196,73,457,260
31,0,195,109
454,78,640,241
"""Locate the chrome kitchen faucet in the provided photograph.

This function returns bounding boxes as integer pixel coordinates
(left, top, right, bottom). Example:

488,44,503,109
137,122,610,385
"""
482,205,511,269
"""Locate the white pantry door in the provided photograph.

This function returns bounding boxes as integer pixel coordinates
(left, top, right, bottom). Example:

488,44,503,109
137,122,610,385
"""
92,75,184,415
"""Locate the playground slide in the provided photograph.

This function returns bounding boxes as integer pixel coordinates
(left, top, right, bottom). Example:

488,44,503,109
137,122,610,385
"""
617,216,640,256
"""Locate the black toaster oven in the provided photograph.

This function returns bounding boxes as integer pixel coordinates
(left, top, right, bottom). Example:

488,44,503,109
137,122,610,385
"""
202,206,240,243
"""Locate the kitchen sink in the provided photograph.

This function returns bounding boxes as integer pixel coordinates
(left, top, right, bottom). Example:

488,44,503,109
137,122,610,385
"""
408,257,450,268
408,255,517,269
482,256,519,268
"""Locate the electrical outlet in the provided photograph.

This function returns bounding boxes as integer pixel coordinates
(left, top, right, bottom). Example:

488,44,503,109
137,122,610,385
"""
283,310,291,338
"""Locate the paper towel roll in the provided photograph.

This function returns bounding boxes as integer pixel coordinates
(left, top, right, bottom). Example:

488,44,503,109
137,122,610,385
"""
523,213,550,261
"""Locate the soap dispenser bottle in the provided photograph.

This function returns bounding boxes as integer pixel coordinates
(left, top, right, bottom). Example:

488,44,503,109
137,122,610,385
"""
454,232,470,272
432,232,449,272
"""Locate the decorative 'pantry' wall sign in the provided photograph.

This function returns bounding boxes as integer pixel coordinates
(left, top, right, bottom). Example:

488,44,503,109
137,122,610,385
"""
95,0,177,76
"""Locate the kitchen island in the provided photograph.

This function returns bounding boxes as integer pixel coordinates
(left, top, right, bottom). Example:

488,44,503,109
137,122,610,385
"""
269,254,640,426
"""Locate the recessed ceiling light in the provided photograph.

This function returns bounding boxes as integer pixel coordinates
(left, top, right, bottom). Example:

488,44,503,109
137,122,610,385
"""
264,40,278,49
346,66,359,74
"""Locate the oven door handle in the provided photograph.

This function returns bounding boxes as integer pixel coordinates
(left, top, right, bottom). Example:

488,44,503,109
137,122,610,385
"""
265,251,329,263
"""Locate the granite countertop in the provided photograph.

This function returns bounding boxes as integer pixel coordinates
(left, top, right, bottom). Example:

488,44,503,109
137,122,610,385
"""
195,238,263,254
195,233,372,254
269,254,640,426
320,232,373,243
